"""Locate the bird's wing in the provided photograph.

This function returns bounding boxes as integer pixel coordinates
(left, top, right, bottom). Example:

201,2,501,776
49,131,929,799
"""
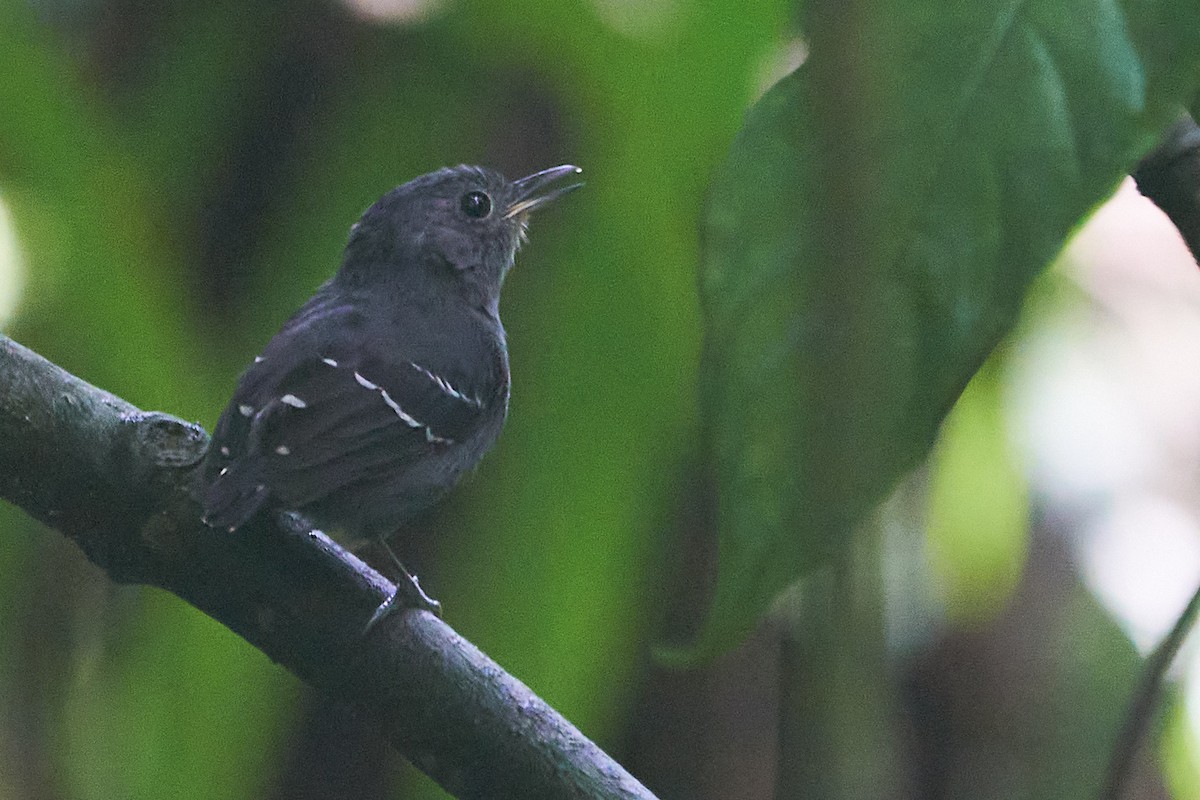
202,341,490,531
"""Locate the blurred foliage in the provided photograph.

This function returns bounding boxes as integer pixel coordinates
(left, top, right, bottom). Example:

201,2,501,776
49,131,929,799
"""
3,1,1200,799
1164,700,1200,800
926,354,1028,622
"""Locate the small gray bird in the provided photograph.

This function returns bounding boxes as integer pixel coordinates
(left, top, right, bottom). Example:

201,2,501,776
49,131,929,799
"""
199,164,582,627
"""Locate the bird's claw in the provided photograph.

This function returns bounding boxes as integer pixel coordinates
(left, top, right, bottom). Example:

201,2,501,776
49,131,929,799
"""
362,571,442,636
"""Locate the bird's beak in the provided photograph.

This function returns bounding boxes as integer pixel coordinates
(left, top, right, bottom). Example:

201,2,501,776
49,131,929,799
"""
505,165,584,219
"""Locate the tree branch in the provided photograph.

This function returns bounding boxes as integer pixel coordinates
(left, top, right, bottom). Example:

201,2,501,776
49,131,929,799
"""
0,334,656,800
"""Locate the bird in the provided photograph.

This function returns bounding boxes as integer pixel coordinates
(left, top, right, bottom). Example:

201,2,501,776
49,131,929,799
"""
198,163,583,629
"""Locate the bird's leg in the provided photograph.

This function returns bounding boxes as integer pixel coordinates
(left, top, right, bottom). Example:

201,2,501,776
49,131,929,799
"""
363,537,442,635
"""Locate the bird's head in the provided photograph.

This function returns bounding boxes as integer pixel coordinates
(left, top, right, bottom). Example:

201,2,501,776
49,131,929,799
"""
339,164,583,316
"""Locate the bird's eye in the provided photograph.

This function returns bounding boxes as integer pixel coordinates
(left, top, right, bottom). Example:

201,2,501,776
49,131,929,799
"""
459,191,492,219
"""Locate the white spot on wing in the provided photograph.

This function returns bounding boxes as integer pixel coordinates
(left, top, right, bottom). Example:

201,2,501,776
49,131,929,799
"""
363,379,454,445
239,404,254,417
254,355,264,363
280,393,307,409
219,446,230,457
354,371,378,390
275,445,291,456
322,357,338,367
379,388,423,428
409,362,484,408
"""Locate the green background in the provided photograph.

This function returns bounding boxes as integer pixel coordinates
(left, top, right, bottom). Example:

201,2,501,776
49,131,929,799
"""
2,1,1199,798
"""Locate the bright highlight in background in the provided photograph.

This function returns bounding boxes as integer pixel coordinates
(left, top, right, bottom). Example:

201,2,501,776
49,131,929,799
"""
0,193,24,327
1010,179,1200,792
341,0,446,24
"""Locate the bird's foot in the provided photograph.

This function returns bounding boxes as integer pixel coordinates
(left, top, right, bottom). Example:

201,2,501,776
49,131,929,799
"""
363,570,442,635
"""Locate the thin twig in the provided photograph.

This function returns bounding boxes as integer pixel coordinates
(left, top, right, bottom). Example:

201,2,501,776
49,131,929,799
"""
1099,580,1200,800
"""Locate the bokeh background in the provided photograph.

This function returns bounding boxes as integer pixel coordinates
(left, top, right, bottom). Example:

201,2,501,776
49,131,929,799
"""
2,1,1200,798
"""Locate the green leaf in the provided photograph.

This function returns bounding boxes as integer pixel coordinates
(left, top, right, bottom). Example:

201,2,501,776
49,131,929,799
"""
692,0,1200,657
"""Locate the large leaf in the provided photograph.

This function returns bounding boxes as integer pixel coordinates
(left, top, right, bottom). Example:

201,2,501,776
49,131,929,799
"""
694,0,1200,656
